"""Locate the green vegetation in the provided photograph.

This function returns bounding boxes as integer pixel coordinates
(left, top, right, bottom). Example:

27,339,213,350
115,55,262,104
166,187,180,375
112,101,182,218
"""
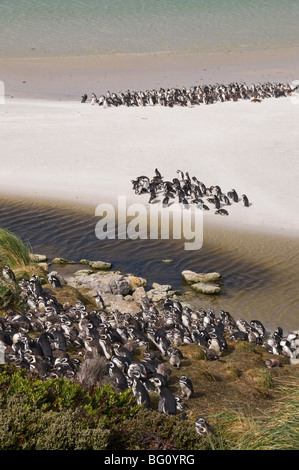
0,228,33,269
0,363,298,450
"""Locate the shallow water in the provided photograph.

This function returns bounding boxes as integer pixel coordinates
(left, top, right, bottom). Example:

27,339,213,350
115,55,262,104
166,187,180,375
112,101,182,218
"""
0,0,299,58
0,196,298,333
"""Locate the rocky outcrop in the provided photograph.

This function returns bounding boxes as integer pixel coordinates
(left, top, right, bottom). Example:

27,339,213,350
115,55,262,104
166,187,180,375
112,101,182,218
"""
89,261,112,270
190,282,221,295
52,257,76,265
182,270,222,295
182,270,222,284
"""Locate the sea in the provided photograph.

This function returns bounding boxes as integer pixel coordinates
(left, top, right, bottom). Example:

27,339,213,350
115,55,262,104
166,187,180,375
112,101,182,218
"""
0,0,299,58
0,196,298,333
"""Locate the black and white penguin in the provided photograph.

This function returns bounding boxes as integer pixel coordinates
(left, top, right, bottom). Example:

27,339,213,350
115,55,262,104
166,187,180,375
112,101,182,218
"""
150,377,177,415
90,93,98,105
2,265,17,284
107,361,128,391
94,291,105,309
215,209,229,216
131,371,151,409
242,194,250,207
167,346,183,369
179,375,194,399
228,189,238,203
195,417,213,436
29,275,43,298
81,94,88,103
47,273,61,288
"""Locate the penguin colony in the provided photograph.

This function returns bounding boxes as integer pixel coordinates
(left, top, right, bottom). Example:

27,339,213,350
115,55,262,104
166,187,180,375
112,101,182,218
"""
1,264,298,436
132,168,249,215
81,81,292,107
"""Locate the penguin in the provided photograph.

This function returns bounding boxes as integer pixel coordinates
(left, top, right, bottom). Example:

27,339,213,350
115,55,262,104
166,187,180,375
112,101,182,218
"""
242,194,250,207
94,291,105,309
90,93,98,105
81,94,88,103
264,358,282,369
47,273,61,288
167,346,183,368
29,275,43,298
150,377,177,415
195,417,213,436
227,189,238,202
179,375,194,399
215,209,229,216
131,371,151,408
107,361,128,391
2,265,17,284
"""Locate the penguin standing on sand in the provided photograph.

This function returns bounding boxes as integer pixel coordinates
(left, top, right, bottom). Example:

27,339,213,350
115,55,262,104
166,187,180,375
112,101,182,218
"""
242,194,250,207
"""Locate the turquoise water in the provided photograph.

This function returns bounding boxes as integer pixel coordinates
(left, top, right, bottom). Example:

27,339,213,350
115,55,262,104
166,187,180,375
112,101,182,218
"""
0,0,299,58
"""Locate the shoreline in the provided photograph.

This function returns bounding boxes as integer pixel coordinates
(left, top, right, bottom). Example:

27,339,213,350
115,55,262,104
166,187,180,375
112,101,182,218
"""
1,95,299,240
1,46,299,100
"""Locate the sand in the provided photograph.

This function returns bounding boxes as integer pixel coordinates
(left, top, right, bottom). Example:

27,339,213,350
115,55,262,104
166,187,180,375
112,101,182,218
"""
0,47,299,238
1,92,299,238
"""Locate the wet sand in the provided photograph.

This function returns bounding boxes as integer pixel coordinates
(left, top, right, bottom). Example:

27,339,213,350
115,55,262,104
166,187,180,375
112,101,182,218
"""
1,46,299,100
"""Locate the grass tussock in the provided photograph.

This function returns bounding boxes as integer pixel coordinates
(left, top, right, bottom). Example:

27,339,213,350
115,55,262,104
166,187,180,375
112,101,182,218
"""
0,228,33,269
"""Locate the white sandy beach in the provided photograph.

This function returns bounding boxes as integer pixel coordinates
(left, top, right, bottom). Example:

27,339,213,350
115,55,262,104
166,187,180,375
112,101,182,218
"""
0,93,299,238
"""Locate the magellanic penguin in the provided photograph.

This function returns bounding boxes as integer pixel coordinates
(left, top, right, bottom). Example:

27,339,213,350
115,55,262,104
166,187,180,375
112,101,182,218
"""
150,377,177,415
241,194,250,207
131,371,151,409
195,417,213,436
2,265,17,284
179,375,194,399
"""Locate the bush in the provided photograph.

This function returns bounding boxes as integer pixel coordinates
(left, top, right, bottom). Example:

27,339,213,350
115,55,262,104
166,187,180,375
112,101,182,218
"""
0,395,110,450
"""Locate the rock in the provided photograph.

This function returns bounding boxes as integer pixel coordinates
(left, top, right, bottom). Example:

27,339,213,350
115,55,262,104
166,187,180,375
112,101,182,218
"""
30,253,48,262
125,275,147,291
147,283,180,302
152,282,172,291
68,272,131,296
132,286,148,304
38,263,49,272
190,282,221,295
79,259,90,265
162,259,173,263
52,257,75,265
182,270,222,284
89,261,112,270
73,269,93,276
105,298,141,315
